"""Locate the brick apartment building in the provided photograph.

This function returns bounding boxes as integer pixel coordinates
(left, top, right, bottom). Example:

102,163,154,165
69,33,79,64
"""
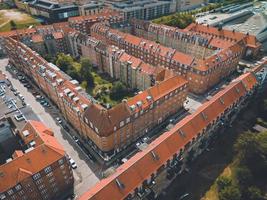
68,9,124,35
3,37,188,159
90,22,261,94
78,70,261,200
0,119,73,200
68,31,175,91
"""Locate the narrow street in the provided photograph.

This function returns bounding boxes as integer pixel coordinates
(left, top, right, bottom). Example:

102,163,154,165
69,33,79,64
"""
0,58,100,197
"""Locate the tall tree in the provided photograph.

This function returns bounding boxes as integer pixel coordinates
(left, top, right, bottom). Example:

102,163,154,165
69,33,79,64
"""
56,53,73,72
80,57,94,87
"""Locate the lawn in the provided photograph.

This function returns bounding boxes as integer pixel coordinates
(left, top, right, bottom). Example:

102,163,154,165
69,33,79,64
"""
0,9,40,32
202,163,237,200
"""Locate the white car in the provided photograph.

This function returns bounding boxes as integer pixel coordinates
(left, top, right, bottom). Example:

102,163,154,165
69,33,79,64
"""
69,158,77,169
135,142,141,148
56,117,62,124
142,137,149,143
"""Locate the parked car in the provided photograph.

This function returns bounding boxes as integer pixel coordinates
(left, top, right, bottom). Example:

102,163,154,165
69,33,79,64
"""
135,142,141,148
36,95,44,100
56,117,62,124
142,137,149,143
73,136,79,143
69,158,77,169
18,94,24,101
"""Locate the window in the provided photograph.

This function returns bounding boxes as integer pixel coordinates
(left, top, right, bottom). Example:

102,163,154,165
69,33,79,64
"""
44,166,52,174
126,117,130,124
38,184,45,190
33,173,41,180
46,172,53,178
0,194,6,200
18,190,24,196
15,184,22,191
7,189,13,196
48,177,55,183
119,121,124,127
36,179,43,185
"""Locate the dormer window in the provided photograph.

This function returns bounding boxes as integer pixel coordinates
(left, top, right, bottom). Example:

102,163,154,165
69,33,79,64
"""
119,121,124,128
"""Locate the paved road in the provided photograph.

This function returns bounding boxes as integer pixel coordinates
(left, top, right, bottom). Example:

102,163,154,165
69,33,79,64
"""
0,58,99,197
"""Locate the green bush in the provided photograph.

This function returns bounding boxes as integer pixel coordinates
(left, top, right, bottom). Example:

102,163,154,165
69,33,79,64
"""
235,166,253,186
218,185,241,200
245,186,264,200
216,176,232,191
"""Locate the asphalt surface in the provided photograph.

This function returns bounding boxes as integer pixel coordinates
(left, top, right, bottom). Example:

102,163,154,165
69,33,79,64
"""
0,58,100,197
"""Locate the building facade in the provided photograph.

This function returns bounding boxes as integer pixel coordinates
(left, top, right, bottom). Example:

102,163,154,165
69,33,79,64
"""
90,22,261,94
79,70,263,200
3,37,188,159
0,120,74,200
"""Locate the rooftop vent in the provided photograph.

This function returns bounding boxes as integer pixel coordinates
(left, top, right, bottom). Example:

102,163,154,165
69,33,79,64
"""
22,130,30,137
201,112,208,120
115,178,125,190
151,151,159,161
178,129,186,138
130,105,136,111
29,141,36,147
146,96,152,101
136,101,142,107
219,97,224,105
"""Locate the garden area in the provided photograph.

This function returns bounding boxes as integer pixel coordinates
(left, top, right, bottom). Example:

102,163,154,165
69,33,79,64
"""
55,53,135,107
202,95,267,200
0,9,40,32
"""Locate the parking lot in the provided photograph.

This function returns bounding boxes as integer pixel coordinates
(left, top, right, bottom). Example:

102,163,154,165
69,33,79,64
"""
0,58,100,197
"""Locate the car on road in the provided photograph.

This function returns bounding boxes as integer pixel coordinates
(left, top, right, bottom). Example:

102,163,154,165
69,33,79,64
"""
73,136,79,143
69,158,77,169
14,114,25,122
142,137,149,143
35,95,44,100
135,142,141,148
56,117,62,124
18,94,24,101
25,84,32,89
40,100,47,105
32,91,40,96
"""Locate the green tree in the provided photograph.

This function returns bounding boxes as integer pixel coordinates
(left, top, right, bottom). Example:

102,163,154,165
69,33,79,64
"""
244,186,264,200
80,57,94,87
235,131,267,182
10,20,17,30
218,185,241,200
235,166,253,187
216,176,232,191
110,81,127,100
56,53,74,72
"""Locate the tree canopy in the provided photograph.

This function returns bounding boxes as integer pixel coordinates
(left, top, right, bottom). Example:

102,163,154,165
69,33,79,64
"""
55,54,94,89
235,131,267,181
110,81,127,100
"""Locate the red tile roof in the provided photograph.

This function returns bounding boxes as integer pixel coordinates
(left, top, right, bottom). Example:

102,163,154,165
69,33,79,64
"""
78,72,258,200
32,34,43,43
0,121,65,193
